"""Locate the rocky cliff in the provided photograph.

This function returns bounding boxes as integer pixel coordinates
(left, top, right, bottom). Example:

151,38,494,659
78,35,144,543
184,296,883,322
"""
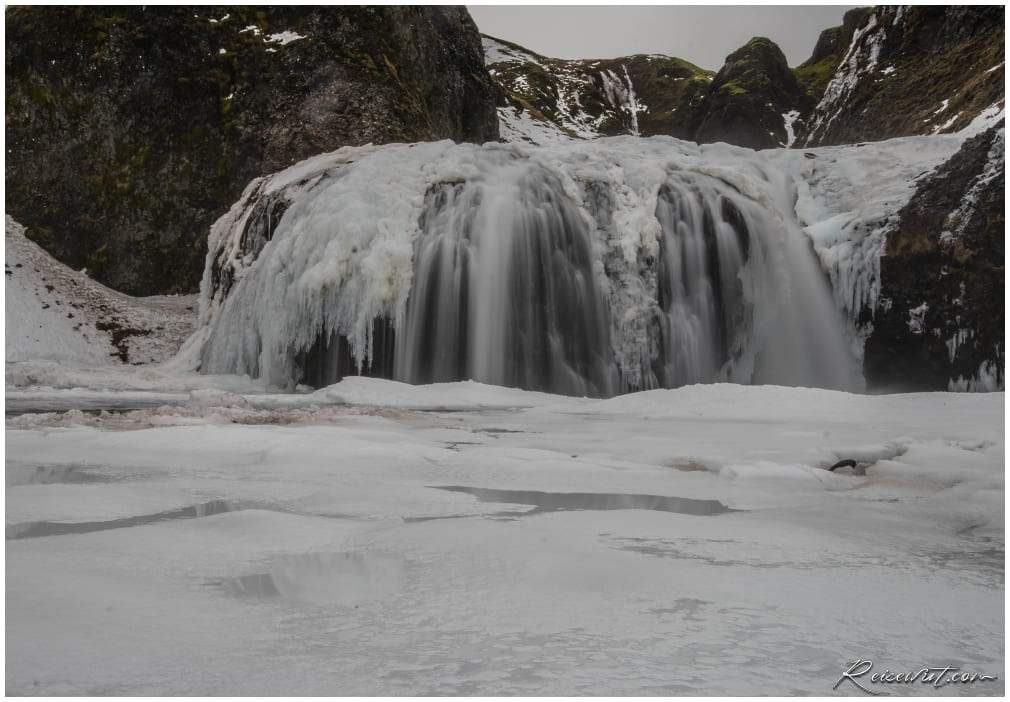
6,6,499,295
862,123,1004,391
802,6,1005,146
809,5,1003,391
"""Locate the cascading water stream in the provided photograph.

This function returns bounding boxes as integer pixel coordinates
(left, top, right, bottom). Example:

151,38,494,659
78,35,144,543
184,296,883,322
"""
395,164,619,397
191,139,863,396
654,174,752,387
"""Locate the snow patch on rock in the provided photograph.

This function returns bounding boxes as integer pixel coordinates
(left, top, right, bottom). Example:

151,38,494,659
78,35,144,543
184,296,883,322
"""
939,124,1005,243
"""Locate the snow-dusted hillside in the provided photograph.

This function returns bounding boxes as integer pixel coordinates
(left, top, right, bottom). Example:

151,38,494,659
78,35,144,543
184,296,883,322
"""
5,216,197,366
485,36,712,146
487,7,1004,151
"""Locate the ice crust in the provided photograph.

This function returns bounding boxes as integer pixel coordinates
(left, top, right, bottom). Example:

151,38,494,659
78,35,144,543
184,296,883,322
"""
5,378,1004,695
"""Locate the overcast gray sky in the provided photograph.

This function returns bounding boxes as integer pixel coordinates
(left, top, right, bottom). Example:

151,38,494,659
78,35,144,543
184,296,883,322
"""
467,5,862,70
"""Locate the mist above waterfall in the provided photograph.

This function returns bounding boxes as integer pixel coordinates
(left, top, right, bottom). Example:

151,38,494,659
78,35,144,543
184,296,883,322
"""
188,135,965,396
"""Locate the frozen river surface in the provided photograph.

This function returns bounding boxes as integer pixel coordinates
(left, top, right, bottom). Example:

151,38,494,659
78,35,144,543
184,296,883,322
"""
5,378,1005,695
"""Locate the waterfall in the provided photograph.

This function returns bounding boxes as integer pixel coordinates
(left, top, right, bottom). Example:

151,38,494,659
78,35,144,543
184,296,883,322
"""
599,65,641,136
192,138,864,396
395,166,619,397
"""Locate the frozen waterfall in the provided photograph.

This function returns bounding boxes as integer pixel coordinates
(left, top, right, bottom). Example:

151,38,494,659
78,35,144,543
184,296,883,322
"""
190,137,869,396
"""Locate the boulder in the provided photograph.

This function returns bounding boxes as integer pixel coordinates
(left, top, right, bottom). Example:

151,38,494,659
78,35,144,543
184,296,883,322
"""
5,6,499,295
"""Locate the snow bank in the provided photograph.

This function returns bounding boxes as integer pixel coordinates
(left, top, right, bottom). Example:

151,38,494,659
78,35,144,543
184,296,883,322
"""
307,376,580,410
5,216,197,366
6,217,117,365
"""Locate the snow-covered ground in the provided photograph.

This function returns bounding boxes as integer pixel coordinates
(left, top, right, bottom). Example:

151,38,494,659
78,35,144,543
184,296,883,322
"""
6,373,1004,695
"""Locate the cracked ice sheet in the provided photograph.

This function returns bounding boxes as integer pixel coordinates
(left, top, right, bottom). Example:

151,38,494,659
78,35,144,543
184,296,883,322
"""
5,379,1004,696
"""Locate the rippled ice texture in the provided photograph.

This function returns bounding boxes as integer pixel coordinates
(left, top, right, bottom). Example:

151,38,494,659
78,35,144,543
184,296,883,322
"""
6,378,1004,696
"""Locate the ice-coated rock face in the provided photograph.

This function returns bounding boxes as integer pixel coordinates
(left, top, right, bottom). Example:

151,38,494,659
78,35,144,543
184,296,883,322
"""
5,6,500,296
862,123,1005,391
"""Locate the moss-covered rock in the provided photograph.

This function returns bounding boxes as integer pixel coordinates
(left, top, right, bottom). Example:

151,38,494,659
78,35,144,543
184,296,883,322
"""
792,7,873,107
803,6,1004,146
693,37,811,149
6,6,499,295
621,55,712,140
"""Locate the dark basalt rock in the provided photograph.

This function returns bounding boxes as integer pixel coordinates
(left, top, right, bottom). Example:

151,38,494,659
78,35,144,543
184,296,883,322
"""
862,123,1004,391
5,6,500,295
